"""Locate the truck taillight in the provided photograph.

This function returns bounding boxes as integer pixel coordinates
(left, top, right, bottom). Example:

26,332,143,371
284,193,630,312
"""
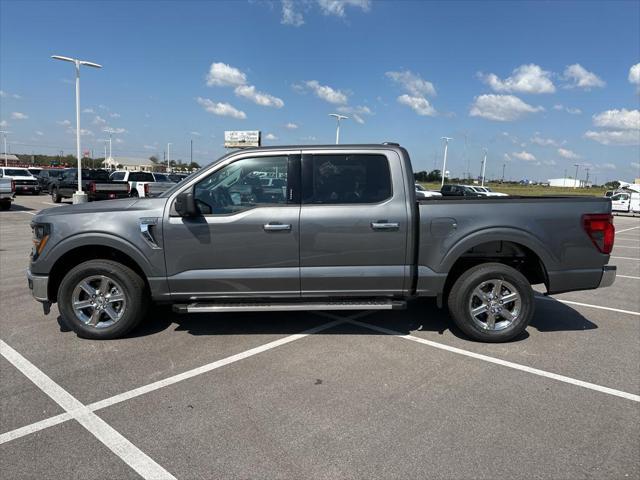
582,214,615,254
11,180,15,192
89,182,96,193
144,183,149,197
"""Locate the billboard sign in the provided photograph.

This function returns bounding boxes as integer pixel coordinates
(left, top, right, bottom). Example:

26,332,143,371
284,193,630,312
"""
224,130,261,148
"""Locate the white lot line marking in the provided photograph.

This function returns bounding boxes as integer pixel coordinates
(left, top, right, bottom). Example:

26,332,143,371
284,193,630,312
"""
0,318,344,445
614,245,640,249
41,202,62,206
347,319,640,403
617,226,640,234
618,274,640,280
539,297,640,316
611,256,640,261
0,340,176,480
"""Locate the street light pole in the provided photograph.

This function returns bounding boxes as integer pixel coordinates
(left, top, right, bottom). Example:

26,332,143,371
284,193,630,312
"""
440,137,453,188
51,55,102,204
573,163,580,189
0,130,7,166
481,148,488,187
329,114,348,144
501,162,506,183
167,143,172,172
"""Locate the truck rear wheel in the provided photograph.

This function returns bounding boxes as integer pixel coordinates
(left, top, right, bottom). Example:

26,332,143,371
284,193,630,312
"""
51,187,61,203
447,262,534,342
57,259,147,339
0,200,10,210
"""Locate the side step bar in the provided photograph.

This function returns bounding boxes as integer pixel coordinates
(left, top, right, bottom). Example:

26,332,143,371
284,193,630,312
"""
173,299,406,314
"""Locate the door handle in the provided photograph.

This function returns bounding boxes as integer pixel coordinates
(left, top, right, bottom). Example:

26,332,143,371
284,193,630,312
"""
263,223,292,232
371,221,400,231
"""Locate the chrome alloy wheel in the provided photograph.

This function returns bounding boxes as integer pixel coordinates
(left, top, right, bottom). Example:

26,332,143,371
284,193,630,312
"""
468,279,521,331
71,275,127,328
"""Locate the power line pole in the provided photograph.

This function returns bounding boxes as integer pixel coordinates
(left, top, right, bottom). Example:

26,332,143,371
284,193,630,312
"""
481,148,488,187
573,163,580,189
440,137,453,187
190,139,193,165
501,162,506,183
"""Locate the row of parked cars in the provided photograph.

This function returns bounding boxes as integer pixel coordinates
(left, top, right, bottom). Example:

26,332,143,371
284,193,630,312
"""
0,166,189,208
414,183,507,199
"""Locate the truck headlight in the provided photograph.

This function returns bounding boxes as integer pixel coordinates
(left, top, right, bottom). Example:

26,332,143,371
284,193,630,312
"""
31,223,51,260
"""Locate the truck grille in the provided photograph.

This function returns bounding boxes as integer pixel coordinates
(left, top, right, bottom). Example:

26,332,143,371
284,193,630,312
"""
15,180,38,186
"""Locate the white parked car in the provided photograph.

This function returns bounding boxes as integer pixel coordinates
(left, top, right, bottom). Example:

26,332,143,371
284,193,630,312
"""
109,170,173,197
466,185,508,197
0,167,40,195
415,184,443,198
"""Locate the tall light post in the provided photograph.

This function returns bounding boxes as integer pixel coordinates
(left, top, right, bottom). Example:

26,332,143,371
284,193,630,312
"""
329,113,348,144
0,130,7,166
167,143,172,172
51,55,102,204
501,162,506,183
573,163,580,189
440,137,452,187
481,148,488,187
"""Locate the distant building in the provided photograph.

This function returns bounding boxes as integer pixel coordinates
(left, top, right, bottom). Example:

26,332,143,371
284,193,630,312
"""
548,178,591,188
0,154,20,166
102,156,158,172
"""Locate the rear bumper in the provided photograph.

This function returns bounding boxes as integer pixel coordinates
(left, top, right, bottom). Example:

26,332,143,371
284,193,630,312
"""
598,265,616,288
26,269,49,302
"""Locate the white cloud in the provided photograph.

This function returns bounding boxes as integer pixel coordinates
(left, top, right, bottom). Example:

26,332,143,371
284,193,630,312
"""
562,64,605,90
98,104,108,110
385,70,436,97
143,145,156,150
103,127,127,134
0,120,7,128
93,115,107,125
553,104,582,115
479,64,555,94
115,138,124,144
512,150,537,162
557,147,580,159
0,90,20,99
530,136,558,147
67,128,94,136
265,133,278,140
285,122,298,129
190,131,201,136
584,130,640,146
317,0,371,17
592,109,640,130
542,159,557,166
196,97,246,119
35,131,44,136
11,112,28,120
337,105,373,124
281,0,304,26
304,80,348,104
599,162,616,170
0,90,5,97
469,94,544,122
82,108,94,114
397,94,436,116
206,62,247,87
57,119,71,126
109,112,121,118
630,162,640,170
629,63,640,87
234,85,284,108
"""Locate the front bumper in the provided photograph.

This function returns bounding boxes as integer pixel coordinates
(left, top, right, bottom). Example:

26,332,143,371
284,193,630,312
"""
27,269,49,302
598,265,616,288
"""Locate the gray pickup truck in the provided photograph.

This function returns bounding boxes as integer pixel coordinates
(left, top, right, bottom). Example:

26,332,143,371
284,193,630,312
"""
27,144,616,342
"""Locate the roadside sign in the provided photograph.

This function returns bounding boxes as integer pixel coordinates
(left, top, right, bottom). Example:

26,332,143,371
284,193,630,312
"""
224,130,261,148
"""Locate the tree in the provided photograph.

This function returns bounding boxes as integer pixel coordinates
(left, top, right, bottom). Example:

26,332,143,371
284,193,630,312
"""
149,155,158,164
188,161,200,170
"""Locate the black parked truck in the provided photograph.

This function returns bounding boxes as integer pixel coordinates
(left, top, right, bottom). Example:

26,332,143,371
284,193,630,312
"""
49,168,130,202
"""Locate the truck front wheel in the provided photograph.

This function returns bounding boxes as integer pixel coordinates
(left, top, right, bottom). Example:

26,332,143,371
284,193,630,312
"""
51,188,61,203
57,259,147,339
447,262,534,342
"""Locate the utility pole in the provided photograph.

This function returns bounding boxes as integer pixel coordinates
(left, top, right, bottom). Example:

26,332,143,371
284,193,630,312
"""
190,139,193,165
501,162,506,183
167,143,172,172
585,167,590,187
563,169,567,187
481,149,488,187
0,130,7,166
440,137,453,187
573,163,580,189
329,114,348,144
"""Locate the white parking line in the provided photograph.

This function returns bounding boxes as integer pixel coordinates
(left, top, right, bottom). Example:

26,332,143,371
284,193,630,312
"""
41,202,62,206
614,245,640,249
348,319,640,403
0,340,176,479
539,297,640,316
618,275,640,280
616,226,640,234
611,256,639,261
0,318,343,445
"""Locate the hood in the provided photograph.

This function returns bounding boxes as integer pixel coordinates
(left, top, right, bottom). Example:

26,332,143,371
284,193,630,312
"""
35,197,168,219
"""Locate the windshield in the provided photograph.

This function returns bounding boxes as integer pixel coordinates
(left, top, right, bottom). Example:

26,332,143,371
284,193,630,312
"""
3,169,31,176
153,173,170,182
160,169,209,197
415,184,425,191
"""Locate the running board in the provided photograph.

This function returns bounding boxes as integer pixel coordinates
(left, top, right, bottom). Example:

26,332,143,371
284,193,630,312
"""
173,299,406,314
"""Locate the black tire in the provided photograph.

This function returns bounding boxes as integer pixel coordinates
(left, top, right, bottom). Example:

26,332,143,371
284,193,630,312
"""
447,262,534,343
57,259,148,339
51,187,61,203
130,189,139,198
0,200,10,211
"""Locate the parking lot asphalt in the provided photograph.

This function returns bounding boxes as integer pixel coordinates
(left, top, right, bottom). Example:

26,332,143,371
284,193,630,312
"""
1,194,639,479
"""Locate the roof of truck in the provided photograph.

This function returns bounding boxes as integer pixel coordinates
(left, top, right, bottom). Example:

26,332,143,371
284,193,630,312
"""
228,143,404,153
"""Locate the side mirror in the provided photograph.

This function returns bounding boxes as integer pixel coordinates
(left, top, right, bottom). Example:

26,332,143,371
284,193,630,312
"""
175,190,197,217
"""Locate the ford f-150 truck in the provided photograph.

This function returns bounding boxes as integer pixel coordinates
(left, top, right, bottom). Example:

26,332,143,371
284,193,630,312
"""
27,144,616,341
49,168,130,202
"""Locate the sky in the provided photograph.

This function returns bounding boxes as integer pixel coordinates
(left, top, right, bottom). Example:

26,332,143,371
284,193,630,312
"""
0,0,639,183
